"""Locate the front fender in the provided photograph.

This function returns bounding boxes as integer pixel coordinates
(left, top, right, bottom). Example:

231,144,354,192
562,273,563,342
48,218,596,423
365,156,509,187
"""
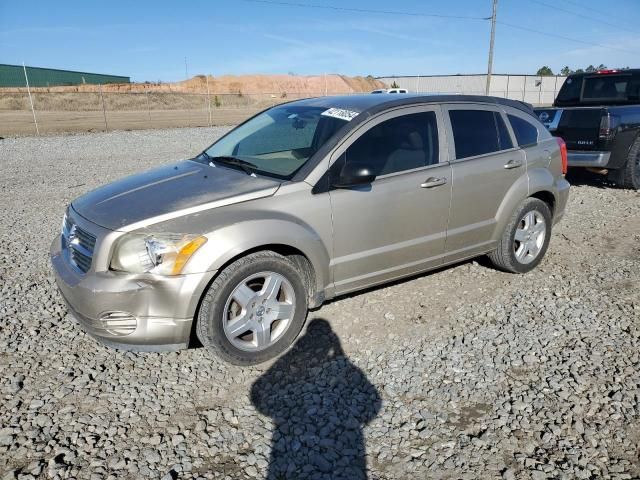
184,218,331,296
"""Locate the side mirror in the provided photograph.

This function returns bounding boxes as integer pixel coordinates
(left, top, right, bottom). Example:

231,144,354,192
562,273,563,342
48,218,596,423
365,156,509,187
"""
332,162,376,188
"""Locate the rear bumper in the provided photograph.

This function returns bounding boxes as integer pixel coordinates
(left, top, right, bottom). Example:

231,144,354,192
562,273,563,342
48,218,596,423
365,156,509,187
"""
567,150,611,167
50,236,215,351
553,177,571,225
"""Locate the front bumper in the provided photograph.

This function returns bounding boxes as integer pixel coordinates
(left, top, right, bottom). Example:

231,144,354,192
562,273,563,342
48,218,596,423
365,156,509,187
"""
50,236,214,351
567,150,611,168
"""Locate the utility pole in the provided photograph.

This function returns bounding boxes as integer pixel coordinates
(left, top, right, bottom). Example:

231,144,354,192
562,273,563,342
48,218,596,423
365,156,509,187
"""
485,0,498,96
184,57,189,80
23,62,39,136
99,83,108,131
206,74,212,127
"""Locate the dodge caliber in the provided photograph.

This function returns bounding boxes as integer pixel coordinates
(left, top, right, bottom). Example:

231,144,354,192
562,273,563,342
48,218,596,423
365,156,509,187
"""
51,95,570,364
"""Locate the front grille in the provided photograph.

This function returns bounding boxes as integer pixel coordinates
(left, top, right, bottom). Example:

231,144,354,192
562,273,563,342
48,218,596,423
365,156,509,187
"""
62,213,96,273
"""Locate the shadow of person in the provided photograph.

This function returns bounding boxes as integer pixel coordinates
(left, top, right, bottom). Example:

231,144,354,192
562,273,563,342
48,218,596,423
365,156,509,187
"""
251,318,382,480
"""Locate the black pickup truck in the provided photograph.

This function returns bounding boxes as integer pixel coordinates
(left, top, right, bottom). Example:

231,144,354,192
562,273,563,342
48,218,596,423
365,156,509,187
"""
535,69,640,190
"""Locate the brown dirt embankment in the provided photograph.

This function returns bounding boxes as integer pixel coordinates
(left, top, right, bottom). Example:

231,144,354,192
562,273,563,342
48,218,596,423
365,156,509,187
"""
2,73,385,95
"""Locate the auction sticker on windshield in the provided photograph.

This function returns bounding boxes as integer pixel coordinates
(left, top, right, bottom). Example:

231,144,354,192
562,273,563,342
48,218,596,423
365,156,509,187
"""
321,107,359,121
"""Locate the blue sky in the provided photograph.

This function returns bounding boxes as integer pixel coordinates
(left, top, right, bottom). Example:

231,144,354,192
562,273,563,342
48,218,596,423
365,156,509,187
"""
1,0,638,82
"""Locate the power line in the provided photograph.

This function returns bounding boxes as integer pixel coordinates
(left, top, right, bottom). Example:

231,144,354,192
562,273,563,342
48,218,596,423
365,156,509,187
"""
242,0,636,56
526,0,637,34
558,0,636,25
497,21,637,54
241,0,490,20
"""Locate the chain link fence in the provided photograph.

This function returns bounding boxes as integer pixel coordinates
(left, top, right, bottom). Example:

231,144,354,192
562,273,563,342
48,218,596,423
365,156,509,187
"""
0,90,348,136
1,75,567,136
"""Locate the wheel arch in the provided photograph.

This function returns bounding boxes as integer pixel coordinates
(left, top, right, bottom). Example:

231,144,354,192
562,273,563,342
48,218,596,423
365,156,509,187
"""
187,241,325,348
529,189,556,216
528,165,559,218
186,218,330,305
492,167,559,243
211,243,320,306
492,174,529,243
607,128,640,170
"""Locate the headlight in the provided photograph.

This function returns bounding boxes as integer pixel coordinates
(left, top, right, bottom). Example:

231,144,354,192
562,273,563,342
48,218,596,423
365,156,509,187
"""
110,233,207,275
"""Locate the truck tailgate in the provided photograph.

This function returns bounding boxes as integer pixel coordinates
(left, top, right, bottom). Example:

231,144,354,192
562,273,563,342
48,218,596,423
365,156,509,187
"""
555,107,605,151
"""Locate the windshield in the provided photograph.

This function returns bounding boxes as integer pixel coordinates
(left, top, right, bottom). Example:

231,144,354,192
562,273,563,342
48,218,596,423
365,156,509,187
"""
202,105,349,178
555,73,640,106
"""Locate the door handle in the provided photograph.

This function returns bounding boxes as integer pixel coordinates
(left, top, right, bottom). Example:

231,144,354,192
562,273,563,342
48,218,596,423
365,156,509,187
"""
420,177,447,188
504,159,523,169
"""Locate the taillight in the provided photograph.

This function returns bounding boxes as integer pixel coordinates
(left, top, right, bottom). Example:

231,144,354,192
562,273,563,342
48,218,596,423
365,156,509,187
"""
599,113,619,141
556,137,568,175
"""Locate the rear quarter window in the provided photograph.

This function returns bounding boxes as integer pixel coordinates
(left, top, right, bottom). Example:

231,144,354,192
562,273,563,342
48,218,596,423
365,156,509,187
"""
508,115,539,147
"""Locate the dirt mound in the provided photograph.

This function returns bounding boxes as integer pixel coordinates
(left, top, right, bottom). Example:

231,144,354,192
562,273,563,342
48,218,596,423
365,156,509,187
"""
3,74,385,95
180,74,384,95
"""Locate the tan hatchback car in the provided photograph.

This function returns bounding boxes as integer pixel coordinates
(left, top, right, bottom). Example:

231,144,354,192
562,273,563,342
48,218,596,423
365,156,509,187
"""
51,95,570,364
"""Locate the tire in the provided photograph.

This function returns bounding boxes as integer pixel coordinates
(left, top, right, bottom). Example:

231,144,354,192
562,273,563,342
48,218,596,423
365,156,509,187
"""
196,251,308,365
488,197,552,274
617,136,640,190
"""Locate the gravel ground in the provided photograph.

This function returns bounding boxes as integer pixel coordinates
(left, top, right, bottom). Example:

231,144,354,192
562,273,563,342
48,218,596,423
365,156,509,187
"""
1,128,639,480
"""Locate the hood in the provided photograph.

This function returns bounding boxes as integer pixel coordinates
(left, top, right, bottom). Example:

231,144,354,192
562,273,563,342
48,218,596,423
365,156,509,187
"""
72,160,281,230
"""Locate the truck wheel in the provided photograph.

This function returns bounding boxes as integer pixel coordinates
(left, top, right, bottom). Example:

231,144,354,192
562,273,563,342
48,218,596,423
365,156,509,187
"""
618,137,640,190
196,251,308,365
488,197,552,274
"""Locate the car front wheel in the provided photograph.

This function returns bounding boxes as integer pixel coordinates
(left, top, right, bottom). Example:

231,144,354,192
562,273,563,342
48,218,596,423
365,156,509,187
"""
196,251,308,365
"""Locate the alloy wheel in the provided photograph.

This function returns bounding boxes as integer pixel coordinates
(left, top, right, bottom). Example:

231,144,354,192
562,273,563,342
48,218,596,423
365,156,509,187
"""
222,271,296,352
514,210,547,265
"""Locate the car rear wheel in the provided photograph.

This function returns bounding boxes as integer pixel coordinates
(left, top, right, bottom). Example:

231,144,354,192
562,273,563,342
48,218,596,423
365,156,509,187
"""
196,251,308,365
488,197,552,274
618,136,640,190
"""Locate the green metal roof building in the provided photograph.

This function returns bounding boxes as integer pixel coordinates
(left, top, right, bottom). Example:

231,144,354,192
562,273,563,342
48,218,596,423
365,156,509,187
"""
0,64,130,87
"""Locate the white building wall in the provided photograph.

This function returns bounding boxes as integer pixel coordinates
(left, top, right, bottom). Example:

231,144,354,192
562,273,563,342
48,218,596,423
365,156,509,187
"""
378,74,566,106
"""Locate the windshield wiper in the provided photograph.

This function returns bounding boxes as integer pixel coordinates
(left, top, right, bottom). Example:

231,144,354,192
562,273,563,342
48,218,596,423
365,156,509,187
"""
207,155,259,176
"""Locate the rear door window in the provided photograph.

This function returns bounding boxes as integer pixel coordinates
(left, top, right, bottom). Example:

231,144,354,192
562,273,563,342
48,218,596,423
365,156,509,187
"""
449,110,512,159
495,113,514,150
508,115,539,147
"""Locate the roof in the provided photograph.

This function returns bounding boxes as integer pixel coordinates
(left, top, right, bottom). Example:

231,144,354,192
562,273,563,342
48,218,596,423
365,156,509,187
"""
0,63,129,79
0,64,130,87
287,94,534,116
